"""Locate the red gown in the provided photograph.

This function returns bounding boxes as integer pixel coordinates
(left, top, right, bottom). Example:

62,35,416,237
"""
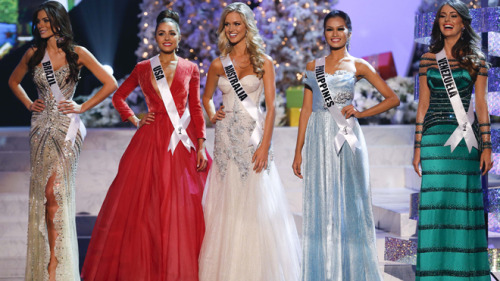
81,58,210,281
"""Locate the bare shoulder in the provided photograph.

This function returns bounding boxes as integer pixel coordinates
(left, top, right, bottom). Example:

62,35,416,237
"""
208,57,225,76
18,47,37,65
263,54,274,68
305,60,315,72
74,45,89,56
353,57,375,74
421,52,435,60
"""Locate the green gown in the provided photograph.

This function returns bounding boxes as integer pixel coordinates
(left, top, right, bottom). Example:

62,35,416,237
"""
416,54,490,281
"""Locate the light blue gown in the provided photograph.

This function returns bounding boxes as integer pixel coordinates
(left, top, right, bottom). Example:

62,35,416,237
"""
301,70,383,281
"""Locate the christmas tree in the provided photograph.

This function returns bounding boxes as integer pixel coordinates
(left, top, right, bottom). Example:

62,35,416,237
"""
254,0,338,94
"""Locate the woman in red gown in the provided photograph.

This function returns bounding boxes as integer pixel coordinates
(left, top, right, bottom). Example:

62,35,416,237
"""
81,10,210,281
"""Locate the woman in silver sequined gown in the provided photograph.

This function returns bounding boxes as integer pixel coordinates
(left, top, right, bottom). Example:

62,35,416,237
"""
198,3,301,281
8,2,117,280
292,11,400,281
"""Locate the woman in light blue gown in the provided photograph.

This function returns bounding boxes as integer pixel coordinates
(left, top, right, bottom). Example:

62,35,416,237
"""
292,10,400,281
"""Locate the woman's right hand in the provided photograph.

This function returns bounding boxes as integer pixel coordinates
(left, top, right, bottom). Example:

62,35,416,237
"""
210,105,225,124
292,153,303,179
413,148,422,177
29,99,45,112
137,112,155,128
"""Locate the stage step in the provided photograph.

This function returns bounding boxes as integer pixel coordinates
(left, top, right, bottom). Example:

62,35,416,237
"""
0,257,25,279
372,188,418,237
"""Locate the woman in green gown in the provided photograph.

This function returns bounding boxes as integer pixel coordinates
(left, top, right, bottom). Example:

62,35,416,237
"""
413,1,494,280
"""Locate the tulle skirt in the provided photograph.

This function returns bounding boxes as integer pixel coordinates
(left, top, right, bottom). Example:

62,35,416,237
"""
81,113,210,281
199,157,301,281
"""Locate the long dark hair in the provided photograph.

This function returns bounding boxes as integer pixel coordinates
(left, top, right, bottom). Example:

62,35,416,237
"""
429,0,483,77
28,1,79,82
323,10,352,50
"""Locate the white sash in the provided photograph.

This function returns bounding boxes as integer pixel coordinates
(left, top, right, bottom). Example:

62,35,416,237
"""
41,51,86,146
150,55,194,153
220,55,264,148
435,49,477,153
315,57,360,155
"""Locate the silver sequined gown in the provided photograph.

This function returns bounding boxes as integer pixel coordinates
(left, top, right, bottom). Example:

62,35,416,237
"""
26,64,82,281
199,75,301,281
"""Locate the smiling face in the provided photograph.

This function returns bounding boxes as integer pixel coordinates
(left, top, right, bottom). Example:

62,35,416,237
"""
155,21,180,54
36,9,55,39
438,4,464,38
224,12,247,45
324,16,350,50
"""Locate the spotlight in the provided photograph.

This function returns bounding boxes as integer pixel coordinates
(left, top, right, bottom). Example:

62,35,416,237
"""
102,64,114,75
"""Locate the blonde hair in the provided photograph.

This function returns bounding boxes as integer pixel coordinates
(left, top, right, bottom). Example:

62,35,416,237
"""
217,2,266,78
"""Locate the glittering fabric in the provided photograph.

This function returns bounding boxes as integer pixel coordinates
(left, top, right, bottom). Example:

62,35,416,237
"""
199,75,301,281
416,61,490,280
300,70,382,281
26,65,82,281
418,56,488,136
384,237,417,264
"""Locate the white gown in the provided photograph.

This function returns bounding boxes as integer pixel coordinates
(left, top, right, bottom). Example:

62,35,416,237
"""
199,74,301,281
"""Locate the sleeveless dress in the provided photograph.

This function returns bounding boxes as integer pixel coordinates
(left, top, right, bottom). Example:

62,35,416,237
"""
199,74,301,281
81,58,210,281
301,70,383,281
416,55,490,280
27,64,83,280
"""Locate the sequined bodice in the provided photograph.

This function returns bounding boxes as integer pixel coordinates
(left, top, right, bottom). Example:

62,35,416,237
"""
32,65,79,125
214,75,265,181
304,70,356,112
424,68,474,131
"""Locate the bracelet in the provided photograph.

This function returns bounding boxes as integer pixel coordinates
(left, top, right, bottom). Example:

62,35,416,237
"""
414,141,421,148
482,141,492,149
415,131,423,134
414,144,421,149
480,131,491,135
136,120,141,129
415,122,424,126
479,123,491,127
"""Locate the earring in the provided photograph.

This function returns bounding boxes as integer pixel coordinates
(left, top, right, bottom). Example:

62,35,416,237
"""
461,28,465,40
440,33,443,40
55,34,65,44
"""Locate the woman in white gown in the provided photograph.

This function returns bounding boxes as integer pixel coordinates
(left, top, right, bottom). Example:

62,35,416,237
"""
199,2,301,281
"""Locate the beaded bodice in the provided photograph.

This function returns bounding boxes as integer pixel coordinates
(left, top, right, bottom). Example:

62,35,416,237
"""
418,55,488,133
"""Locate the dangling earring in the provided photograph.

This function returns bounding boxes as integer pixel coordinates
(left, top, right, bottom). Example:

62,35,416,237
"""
55,34,65,44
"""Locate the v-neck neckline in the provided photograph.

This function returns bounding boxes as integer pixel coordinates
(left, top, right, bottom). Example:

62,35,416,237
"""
151,57,180,101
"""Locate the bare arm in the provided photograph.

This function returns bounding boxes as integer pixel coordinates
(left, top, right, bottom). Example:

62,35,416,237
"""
8,48,43,111
475,60,492,175
251,56,276,173
413,54,432,177
343,59,400,118
59,46,117,114
292,61,314,179
202,58,224,124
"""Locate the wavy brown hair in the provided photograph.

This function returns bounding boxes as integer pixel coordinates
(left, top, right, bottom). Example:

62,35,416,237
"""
429,0,485,77
28,1,79,82
217,2,266,78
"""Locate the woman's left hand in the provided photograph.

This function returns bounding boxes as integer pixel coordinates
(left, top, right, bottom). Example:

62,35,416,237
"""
480,149,493,176
197,149,208,171
341,104,363,119
252,146,269,173
58,100,83,114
